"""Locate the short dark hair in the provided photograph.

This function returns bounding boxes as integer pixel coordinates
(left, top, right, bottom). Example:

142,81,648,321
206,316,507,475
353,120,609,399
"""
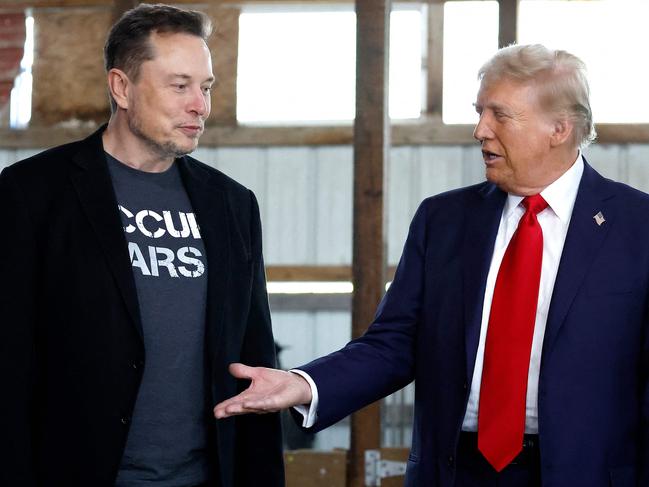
104,3,212,111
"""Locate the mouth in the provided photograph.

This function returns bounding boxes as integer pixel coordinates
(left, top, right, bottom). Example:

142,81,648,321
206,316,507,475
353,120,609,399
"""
178,124,203,137
482,149,502,164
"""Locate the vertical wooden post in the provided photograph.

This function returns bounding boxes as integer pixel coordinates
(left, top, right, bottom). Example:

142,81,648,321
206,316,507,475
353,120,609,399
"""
426,1,444,118
350,0,390,486
498,0,518,48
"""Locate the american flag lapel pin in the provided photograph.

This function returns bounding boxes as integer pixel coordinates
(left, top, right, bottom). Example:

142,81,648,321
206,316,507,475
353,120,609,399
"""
593,211,605,226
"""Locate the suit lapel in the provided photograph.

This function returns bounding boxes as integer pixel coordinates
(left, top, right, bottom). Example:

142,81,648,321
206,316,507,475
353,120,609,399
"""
178,158,230,367
541,161,616,363
463,183,507,384
69,127,143,338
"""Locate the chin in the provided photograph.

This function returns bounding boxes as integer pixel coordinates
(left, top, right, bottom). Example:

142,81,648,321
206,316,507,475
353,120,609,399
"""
484,168,500,184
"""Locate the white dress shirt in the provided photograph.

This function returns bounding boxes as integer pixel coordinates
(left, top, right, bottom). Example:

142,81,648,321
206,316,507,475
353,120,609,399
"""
295,152,584,431
462,152,583,433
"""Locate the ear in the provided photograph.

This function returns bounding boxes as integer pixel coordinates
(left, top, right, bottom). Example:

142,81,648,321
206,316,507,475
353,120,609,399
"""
549,117,574,148
107,68,131,110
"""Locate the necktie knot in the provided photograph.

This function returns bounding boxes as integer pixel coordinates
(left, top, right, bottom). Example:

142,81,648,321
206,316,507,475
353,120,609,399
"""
523,194,548,215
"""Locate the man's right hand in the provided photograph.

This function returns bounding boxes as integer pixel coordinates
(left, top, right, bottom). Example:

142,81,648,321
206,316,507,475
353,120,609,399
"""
213,363,313,418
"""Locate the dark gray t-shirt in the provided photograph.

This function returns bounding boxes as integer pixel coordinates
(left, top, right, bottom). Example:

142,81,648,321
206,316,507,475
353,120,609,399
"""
106,154,209,487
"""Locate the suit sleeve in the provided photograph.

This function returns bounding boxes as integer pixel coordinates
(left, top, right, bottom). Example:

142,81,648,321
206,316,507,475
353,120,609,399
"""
0,167,38,485
233,191,285,487
640,296,649,485
298,200,429,431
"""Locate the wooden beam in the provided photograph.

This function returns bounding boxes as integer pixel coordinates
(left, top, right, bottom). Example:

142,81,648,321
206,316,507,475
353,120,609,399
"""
265,265,397,282
1,0,423,6
206,5,240,126
350,0,390,485
267,265,351,281
3,122,649,149
425,1,444,117
498,0,518,48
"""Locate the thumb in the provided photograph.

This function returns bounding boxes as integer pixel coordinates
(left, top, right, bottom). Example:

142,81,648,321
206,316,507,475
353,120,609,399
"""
228,362,257,380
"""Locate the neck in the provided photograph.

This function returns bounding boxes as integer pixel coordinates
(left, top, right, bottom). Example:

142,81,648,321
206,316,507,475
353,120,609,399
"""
102,116,175,173
506,147,580,197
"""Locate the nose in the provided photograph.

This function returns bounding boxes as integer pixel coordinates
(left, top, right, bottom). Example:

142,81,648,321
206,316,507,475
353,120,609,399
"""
473,113,491,142
188,87,210,118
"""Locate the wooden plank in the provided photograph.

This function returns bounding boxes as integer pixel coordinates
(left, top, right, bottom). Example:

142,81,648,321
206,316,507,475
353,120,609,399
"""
379,447,410,487
2,123,649,149
426,1,444,117
266,265,397,282
498,0,518,48
284,449,347,487
350,0,390,486
267,265,351,282
206,5,239,125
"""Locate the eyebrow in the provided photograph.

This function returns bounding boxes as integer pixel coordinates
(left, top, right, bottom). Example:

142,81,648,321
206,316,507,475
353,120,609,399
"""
168,73,215,83
473,101,509,112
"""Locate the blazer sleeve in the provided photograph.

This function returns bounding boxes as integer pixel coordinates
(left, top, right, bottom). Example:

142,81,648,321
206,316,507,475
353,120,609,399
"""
233,191,285,487
298,200,429,431
0,167,38,485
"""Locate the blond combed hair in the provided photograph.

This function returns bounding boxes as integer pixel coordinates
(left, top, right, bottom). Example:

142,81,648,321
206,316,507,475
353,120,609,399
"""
478,44,596,148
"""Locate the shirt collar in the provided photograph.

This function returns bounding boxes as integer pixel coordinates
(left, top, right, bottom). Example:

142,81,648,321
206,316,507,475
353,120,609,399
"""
503,151,584,223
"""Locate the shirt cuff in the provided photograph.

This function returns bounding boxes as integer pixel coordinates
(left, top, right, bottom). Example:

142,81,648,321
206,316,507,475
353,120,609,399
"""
289,369,319,428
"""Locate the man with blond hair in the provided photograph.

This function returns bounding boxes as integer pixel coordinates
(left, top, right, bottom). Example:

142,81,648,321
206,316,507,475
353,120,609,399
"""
215,44,649,487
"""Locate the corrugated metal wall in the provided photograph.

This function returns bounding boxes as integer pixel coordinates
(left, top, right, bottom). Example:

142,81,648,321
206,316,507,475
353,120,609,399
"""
7,144,646,265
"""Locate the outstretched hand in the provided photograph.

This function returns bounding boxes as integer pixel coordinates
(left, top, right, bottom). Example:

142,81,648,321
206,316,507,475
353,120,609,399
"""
213,363,313,419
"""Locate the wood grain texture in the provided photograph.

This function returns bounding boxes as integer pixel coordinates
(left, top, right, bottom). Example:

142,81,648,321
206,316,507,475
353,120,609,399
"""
205,4,239,125
350,0,390,485
498,0,518,48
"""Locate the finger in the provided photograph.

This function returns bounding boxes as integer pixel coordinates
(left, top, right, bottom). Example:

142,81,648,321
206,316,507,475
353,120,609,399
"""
214,399,269,418
213,393,249,417
228,362,257,380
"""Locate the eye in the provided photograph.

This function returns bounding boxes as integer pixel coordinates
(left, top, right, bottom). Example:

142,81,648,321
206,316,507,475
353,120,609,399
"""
173,84,187,91
202,86,212,94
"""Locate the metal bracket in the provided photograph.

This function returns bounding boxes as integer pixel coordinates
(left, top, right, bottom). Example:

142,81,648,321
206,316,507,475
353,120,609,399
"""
365,450,407,486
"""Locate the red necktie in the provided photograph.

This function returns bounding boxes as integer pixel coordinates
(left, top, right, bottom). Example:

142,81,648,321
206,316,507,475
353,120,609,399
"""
478,194,548,472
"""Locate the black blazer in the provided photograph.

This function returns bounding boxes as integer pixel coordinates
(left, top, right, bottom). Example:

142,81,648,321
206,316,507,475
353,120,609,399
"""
0,127,284,486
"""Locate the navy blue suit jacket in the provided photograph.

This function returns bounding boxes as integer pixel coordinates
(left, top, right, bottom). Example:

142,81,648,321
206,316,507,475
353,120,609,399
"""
301,160,649,487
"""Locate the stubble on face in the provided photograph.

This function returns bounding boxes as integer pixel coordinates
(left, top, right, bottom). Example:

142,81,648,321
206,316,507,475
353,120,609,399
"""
127,102,198,161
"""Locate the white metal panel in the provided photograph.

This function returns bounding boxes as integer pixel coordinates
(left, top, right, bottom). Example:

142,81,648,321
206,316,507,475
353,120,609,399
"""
388,147,417,263
0,150,16,169
461,145,486,186
0,148,45,167
418,146,464,200
313,146,353,264
5,142,649,267
271,310,350,370
627,145,649,194
584,145,625,181
271,309,352,450
265,147,315,263
210,147,270,202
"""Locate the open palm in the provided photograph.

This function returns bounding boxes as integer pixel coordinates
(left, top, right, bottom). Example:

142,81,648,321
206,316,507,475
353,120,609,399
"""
213,363,312,418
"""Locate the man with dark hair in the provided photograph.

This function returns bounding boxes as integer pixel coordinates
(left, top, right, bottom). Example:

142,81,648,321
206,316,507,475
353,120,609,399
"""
0,4,284,486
